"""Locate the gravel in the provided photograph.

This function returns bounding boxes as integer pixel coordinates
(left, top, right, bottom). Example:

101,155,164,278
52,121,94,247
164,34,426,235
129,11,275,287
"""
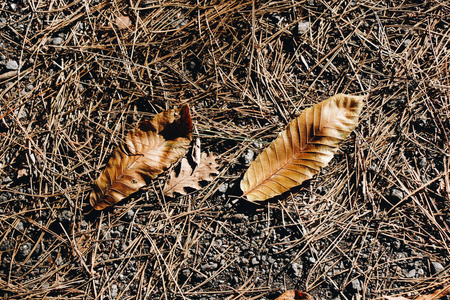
430,262,444,275
6,60,19,70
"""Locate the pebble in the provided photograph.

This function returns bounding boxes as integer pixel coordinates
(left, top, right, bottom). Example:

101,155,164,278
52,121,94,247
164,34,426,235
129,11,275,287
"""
110,284,118,298
16,221,24,231
418,157,426,168
298,21,311,33
251,257,259,265
393,240,401,250
1,176,12,184
25,84,34,91
291,262,303,277
52,37,63,45
431,262,444,274
125,209,135,221
351,279,363,292
6,60,19,70
242,149,255,165
389,188,404,202
58,210,73,224
405,269,416,278
19,242,32,258
181,268,191,279
218,183,228,194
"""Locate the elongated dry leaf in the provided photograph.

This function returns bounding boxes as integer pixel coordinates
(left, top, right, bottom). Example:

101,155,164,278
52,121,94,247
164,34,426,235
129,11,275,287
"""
275,290,312,300
241,94,366,202
163,152,218,197
90,105,193,210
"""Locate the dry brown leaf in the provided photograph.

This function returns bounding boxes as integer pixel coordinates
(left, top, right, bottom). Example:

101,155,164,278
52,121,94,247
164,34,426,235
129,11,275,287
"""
275,290,312,300
115,15,131,29
241,94,366,202
90,105,193,210
163,152,218,197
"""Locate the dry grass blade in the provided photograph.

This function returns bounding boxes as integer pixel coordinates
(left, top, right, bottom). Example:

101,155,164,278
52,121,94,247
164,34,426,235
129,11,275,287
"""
241,94,366,201
90,105,192,210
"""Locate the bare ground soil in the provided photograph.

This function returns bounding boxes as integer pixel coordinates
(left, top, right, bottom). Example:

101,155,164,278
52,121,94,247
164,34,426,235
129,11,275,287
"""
0,0,449,299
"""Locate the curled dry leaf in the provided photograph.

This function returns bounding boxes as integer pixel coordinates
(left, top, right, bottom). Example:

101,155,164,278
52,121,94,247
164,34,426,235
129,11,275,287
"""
241,94,366,202
90,105,193,210
163,152,218,197
275,290,312,300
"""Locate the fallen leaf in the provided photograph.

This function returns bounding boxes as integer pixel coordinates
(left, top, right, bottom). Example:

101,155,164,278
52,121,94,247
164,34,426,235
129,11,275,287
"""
383,297,409,300
90,105,193,210
163,152,218,197
240,94,366,202
275,290,312,300
116,15,131,29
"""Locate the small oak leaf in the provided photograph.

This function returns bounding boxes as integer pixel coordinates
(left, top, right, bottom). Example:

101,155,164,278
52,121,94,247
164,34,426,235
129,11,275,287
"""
163,152,218,197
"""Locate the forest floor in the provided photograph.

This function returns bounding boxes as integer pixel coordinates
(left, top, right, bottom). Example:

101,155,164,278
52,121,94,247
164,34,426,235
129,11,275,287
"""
0,0,449,299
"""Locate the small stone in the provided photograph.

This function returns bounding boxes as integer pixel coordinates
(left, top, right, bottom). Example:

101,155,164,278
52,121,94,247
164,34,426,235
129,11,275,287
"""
308,257,316,263
406,269,416,278
1,176,12,185
291,262,303,277
431,262,444,274
298,21,311,33
251,257,259,265
218,183,228,194
201,262,218,271
58,210,73,224
213,239,223,248
80,220,88,229
18,242,32,258
16,221,24,232
351,279,362,292
125,209,135,221
418,157,426,168
242,149,255,165
181,268,191,278
52,37,63,45
389,188,404,202
6,60,19,70
110,284,118,298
